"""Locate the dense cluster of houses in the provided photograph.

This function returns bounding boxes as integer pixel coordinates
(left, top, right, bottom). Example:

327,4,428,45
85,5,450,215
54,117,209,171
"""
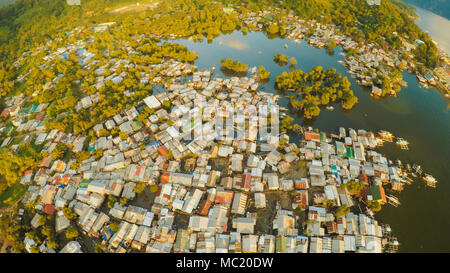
10,62,406,252
0,7,424,254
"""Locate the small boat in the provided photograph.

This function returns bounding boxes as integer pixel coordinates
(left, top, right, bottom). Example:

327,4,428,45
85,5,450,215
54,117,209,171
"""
423,174,437,188
403,177,413,185
381,224,392,233
416,74,427,83
339,127,346,138
378,130,394,141
258,51,262,55
326,106,334,111
284,44,288,49
412,164,422,175
386,195,401,207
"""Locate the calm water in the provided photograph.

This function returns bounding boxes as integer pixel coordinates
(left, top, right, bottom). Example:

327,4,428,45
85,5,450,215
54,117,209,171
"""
175,30,450,252
407,2,450,55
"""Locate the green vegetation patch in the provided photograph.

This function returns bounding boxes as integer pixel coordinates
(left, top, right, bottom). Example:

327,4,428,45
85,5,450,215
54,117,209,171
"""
276,66,358,119
0,183,28,207
220,58,248,73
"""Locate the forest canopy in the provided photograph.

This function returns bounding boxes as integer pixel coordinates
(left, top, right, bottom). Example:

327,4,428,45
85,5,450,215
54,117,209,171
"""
276,66,358,119
220,58,249,72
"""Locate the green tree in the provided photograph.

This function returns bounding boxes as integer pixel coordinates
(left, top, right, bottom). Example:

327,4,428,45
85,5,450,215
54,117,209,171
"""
37,215,46,227
109,222,120,233
149,185,159,193
274,53,289,64
336,205,350,217
50,143,69,159
257,66,271,80
326,39,337,50
62,207,77,221
134,183,147,194
119,132,128,141
343,180,365,195
65,226,79,240
266,24,279,34
107,195,116,209
161,99,171,110
289,57,297,65
220,59,248,72
367,200,382,212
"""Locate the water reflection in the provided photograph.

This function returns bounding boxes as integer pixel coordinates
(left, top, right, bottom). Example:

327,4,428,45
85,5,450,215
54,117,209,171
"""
217,36,250,50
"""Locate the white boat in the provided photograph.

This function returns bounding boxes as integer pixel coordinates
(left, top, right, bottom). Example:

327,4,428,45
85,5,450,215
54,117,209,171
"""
386,195,401,207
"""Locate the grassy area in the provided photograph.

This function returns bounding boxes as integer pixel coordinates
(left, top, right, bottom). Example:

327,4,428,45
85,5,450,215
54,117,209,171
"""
0,183,28,207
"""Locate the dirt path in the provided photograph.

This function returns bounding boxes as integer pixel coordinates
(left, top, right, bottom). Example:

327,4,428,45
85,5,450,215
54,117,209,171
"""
0,237,13,253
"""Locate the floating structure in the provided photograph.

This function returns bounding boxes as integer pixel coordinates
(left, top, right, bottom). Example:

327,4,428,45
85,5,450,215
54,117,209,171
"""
384,237,400,253
396,138,409,150
423,174,437,188
378,130,394,142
